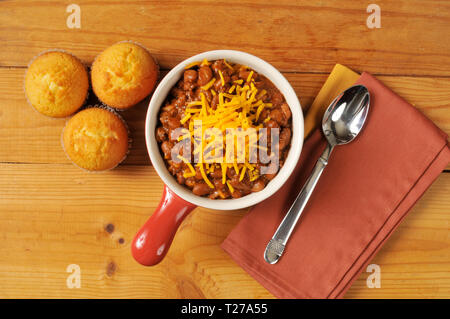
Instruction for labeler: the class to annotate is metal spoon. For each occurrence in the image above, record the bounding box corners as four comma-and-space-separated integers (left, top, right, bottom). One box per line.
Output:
264, 84, 370, 264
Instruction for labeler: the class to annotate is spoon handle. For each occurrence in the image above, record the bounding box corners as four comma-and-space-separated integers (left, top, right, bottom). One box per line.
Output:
264, 143, 334, 264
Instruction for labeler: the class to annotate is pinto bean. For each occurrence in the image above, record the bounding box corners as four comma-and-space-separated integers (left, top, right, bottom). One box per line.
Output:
265, 119, 279, 129
167, 117, 180, 129
209, 190, 220, 199
171, 160, 181, 169
162, 104, 175, 113
270, 90, 284, 106
174, 95, 186, 108
167, 162, 177, 175
186, 89, 196, 101
213, 77, 224, 91
176, 172, 185, 185
231, 189, 243, 198
213, 178, 225, 189
211, 94, 219, 108
239, 69, 251, 80
193, 182, 211, 196
210, 168, 222, 179
184, 69, 198, 83
222, 72, 231, 84
168, 128, 179, 141
264, 172, 277, 181
184, 81, 195, 91
258, 109, 270, 123
279, 127, 291, 151
230, 178, 252, 192
171, 87, 185, 98
262, 162, 279, 180
280, 103, 291, 120
251, 179, 266, 192
194, 87, 202, 100
194, 167, 203, 181
198, 66, 213, 86
159, 111, 170, 125
226, 167, 237, 179
202, 89, 212, 101
219, 188, 231, 198
269, 108, 287, 126
211, 60, 226, 74
185, 177, 195, 188
254, 80, 265, 89
156, 127, 167, 142
161, 141, 173, 159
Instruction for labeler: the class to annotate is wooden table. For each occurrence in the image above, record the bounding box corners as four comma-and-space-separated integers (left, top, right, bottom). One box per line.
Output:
1, 0, 449, 299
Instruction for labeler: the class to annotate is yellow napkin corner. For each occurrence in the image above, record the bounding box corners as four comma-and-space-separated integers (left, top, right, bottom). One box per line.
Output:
304, 64, 360, 139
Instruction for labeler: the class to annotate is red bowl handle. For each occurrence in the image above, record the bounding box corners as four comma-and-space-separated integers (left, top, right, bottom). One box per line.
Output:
131, 185, 197, 266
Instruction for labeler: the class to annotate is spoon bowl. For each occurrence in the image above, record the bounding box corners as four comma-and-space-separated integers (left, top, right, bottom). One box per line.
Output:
322, 85, 370, 146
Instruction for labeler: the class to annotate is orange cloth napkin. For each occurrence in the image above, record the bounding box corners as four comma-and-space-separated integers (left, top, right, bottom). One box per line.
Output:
221, 69, 450, 299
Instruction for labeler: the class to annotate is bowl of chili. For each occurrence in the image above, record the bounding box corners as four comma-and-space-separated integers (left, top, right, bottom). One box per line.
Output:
132, 50, 303, 266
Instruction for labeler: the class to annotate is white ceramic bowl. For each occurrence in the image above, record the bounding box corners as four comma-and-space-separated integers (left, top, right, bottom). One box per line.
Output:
146, 50, 304, 210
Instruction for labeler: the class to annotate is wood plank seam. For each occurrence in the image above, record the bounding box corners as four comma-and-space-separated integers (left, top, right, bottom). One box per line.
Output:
2, 65, 450, 79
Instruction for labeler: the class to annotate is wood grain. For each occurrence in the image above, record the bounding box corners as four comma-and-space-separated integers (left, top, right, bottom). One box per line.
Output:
0, 163, 448, 298
0, 1, 450, 76
1, 68, 449, 166
0, 0, 449, 299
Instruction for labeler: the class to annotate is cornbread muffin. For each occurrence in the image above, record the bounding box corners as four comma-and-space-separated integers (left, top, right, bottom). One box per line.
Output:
25, 51, 89, 117
91, 42, 159, 109
62, 107, 129, 171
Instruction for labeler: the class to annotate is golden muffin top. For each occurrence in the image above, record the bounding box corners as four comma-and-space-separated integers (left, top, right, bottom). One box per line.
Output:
25, 51, 89, 117
62, 107, 129, 171
91, 42, 158, 109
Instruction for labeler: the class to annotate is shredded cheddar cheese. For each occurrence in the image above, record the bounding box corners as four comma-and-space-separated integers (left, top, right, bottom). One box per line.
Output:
183, 170, 196, 178
180, 113, 191, 124
246, 71, 254, 83
223, 59, 234, 70
221, 163, 227, 184
233, 162, 239, 175
201, 78, 216, 90
226, 181, 234, 193
184, 61, 201, 69
198, 163, 214, 188
218, 70, 225, 86
239, 166, 247, 181
177, 60, 274, 187
177, 155, 196, 175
